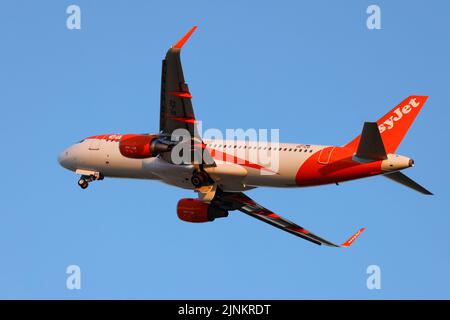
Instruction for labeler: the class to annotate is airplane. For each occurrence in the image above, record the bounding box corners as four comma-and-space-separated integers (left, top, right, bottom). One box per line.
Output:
58, 26, 432, 247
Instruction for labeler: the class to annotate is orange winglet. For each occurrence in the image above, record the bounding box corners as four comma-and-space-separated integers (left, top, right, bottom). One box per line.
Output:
341, 227, 365, 248
173, 26, 197, 49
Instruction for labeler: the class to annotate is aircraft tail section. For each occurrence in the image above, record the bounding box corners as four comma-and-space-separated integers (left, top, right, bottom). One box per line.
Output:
345, 96, 428, 154
354, 122, 387, 161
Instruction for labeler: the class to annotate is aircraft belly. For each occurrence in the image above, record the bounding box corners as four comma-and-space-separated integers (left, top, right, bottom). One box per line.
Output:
243, 151, 310, 187
143, 158, 195, 189
205, 162, 248, 192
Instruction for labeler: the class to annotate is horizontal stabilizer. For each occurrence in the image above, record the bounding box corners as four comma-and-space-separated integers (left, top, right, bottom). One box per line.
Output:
354, 122, 387, 161
384, 171, 433, 195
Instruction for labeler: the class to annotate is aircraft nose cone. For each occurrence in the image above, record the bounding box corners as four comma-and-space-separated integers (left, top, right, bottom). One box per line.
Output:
58, 149, 70, 169
58, 150, 65, 166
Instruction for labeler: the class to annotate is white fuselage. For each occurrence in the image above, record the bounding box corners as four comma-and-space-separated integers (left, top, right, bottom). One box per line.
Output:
59, 137, 327, 192
59, 136, 412, 192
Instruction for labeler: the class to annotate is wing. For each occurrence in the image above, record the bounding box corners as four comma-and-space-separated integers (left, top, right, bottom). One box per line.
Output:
160, 26, 197, 137
217, 192, 364, 247
159, 26, 215, 166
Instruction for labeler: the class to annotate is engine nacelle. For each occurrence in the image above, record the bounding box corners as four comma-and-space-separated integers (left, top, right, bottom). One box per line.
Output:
177, 198, 229, 223
119, 134, 170, 159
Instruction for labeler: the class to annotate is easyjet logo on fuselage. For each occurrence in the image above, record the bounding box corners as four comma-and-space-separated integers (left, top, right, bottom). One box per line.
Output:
378, 98, 420, 133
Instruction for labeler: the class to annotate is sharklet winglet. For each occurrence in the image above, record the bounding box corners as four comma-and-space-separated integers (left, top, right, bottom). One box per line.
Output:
173, 26, 197, 49
341, 227, 365, 248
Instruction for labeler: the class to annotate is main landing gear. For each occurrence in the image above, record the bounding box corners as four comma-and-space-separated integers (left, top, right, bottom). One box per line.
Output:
77, 173, 103, 189
191, 170, 216, 202
191, 171, 210, 188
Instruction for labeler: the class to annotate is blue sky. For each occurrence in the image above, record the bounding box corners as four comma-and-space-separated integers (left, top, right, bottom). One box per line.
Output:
0, 0, 449, 299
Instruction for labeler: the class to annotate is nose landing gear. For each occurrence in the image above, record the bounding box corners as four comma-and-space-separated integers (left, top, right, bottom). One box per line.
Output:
76, 171, 103, 189
78, 177, 90, 189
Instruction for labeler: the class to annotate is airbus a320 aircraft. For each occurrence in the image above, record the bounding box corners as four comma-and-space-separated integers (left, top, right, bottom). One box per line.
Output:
58, 26, 432, 247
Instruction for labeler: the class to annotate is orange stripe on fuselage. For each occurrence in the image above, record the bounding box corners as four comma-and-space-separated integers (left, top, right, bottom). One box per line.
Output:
207, 147, 278, 174
87, 134, 122, 142
295, 146, 382, 186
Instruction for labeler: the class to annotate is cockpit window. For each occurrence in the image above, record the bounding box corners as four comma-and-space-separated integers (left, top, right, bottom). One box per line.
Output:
77, 139, 85, 143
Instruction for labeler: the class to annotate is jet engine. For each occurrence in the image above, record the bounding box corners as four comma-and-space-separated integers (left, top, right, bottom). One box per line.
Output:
177, 198, 229, 223
119, 134, 171, 159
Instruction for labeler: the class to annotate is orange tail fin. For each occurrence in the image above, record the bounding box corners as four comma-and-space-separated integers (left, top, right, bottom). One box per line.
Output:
345, 96, 428, 154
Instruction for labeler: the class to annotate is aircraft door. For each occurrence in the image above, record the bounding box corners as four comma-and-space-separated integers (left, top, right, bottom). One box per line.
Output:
317, 147, 335, 165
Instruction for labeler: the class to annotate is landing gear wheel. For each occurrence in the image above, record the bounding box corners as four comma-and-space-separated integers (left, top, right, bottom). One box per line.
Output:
78, 178, 89, 189
191, 172, 208, 188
